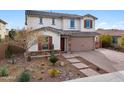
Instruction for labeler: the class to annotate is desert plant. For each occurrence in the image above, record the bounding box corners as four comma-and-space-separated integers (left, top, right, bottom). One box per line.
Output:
99, 35, 112, 47
5, 45, 13, 59
49, 52, 58, 66
0, 66, 8, 77
48, 69, 60, 77
19, 71, 30, 82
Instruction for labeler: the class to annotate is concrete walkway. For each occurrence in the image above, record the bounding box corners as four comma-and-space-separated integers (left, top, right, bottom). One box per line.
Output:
64, 55, 100, 76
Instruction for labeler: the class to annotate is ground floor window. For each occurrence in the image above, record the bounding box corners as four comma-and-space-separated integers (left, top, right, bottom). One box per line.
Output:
38, 36, 52, 50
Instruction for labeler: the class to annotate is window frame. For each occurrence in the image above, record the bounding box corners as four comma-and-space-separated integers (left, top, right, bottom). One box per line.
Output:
42, 37, 49, 50
85, 19, 91, 29
52, 18, 55, 25
39, 17, 43, 24
38, 36, 53, 51
84, 19, 93, 29
70, 19, 75, 28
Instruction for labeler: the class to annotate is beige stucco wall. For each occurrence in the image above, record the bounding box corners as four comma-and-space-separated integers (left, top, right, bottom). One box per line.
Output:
0, 22, 7, 39
27, 16, 62, 30
28, 30, 60, 52
26, 16, 96, 32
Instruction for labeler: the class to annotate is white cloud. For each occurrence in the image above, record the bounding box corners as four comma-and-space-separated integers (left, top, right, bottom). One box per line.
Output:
96, 22, 109, 29
96, 21, 124, 30
119, 21, 124, 24
111, 21, 124, 29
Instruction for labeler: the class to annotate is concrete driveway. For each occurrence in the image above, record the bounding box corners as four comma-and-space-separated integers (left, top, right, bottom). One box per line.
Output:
96, 48, 124, 71
63, 48, 124, 72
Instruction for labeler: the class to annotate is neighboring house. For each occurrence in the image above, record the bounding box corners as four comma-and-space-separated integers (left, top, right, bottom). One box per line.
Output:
0, 19, 7, 39
25, 10, 99, 52
96, 29, 124, 47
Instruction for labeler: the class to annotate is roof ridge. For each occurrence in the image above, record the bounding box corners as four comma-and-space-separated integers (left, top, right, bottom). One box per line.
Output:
25, 10, 97, 19
26, 10, 82, 17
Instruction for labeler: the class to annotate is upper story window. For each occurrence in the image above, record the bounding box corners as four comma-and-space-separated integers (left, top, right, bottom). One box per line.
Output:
84, 19, 93, 29
52, 18, 55, 25
40, 18, 43, 24
70, 19, 75, 28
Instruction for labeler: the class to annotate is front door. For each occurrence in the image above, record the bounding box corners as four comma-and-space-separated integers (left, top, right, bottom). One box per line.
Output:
61, 38, 65, 51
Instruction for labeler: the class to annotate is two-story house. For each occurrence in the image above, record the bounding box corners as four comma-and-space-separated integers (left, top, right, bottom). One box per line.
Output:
25, 10, 99, 52
0, 19, 7, 40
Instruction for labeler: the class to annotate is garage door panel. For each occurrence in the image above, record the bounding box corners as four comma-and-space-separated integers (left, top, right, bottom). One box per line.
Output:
71, 37, 94, 51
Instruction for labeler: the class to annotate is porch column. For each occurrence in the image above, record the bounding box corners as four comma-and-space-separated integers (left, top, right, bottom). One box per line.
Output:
68, 36, 72, 53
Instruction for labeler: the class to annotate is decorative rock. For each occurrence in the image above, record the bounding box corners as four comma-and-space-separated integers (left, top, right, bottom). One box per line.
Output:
60, 61, 65, 66
69, 72, 73, 77
7, 59, 12, 63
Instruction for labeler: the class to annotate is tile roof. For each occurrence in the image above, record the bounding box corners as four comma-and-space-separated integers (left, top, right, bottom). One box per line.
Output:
96, 29, 124, 36
83, 14, 98, 20
0, 19, 7, 24
33, 26, 99, 36
25, 10, 97, 19
26, 10, 81, 18
61, 31, 99, 36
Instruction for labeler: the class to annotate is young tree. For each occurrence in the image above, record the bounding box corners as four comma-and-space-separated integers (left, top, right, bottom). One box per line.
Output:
119, 36, 124, 48
99, 34, 112, 47
14, 28, 44, 62
15, 29, 43, 51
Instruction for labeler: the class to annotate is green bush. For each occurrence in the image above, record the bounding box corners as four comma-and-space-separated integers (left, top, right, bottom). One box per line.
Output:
5, 45, 13, 59
49, 53, 58, 66
48, 69, 60, 77
0, 66, 8, 77
120, 36, 124, 48
8, 29, 16, 40
99, 35, 112, 47
19, 71, 30, 82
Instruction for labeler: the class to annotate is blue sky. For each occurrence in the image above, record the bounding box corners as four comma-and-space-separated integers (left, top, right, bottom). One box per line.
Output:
0, 10, 124, 30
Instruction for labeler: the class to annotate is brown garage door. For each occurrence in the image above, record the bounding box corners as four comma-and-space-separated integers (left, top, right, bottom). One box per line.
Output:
71, 37, 94, 52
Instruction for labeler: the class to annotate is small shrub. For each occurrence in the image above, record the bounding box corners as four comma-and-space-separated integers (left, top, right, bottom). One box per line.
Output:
120, 36, 124, 48
49, 53, 58, 66
0, 66, 8, 77
99, 35, 112, 47
48, 69, 60, 77
19, 71, 30, 82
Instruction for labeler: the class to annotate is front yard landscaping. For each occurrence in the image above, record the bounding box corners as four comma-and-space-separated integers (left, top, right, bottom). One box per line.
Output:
0, 54, 86, 82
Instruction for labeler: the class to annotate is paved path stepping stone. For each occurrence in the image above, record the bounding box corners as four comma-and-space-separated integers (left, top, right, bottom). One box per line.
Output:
72, 63, 89, 69
67, 58, 80, 63
63, 54, 75, 58
79, 68, 100, 76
